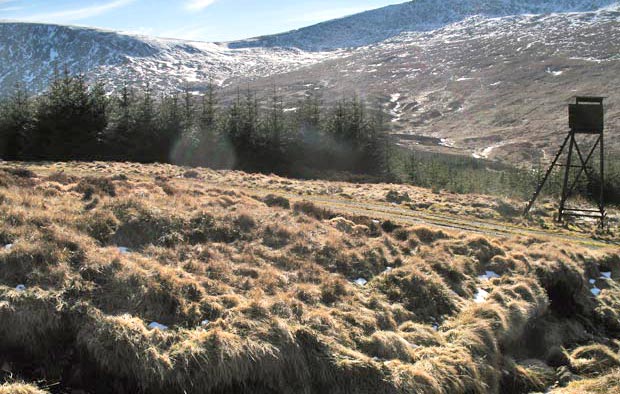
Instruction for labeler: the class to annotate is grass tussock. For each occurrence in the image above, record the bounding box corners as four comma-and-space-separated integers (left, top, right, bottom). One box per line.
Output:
551, 368, 620, 393
0, 161, 618, 394
570, 344, 620, 375
0, 383, 49, 394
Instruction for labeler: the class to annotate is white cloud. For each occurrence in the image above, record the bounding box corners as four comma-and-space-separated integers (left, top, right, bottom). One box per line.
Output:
22, 0, 135, 23
185, 0, 217, 11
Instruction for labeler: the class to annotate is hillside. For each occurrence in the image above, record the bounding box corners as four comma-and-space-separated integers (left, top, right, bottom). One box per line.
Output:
0, 161, 619, 393
2, 2, 620, 163
231, 5, 620, 163
230, 0, 618, 50
0, 22, 333, 93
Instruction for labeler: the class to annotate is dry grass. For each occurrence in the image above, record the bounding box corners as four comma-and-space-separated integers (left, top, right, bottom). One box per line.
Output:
0, 161, 618, 393
551, 369, 620, 393
0, 383, 49, 394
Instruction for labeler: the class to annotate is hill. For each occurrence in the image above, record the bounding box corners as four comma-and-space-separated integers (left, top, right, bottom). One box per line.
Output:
230, 0, 618, 50
231, 5, 620, 163
0, 161, 618, 393
2, 2, 620, 163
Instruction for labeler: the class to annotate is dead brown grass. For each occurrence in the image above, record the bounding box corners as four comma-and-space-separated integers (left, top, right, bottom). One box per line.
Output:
0, 383, 49, 394
551, 368, 620, 393
0, 161, 618, 394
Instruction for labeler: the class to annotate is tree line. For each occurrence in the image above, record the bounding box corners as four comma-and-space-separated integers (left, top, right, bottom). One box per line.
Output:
0, 70, 392, 178
0, 70, 616, 205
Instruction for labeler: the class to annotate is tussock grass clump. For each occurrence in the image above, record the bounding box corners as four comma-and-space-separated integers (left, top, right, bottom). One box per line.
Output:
571, 344, 620, 375
2, 167, 36, 179
0, 168, 36, 188
465, 236, 506, 264
320, 278, 349, 304
551, 368, 620, 393
0, 288, 66, 355
399, 322, 445, 347
109, 199, 185, 248
374, 260, 460, 322
182, 170, 200, 179
362, 331, 415, 362
411, 226, 447, 244
500, 358, 556, 394
78, 210, 120, 244
262, 225, 293, 249
73, 176, 117, 199
45, 171, 77, 185
188, 212, 242, 244
385, 190, 411, 204
0, 383, 49, 394
0, 228, 88, 288
262, 194, 290, 209
293, 201, 334, 221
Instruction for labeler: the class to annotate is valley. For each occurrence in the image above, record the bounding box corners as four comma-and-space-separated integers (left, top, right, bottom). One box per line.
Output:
2, 1, 620, 163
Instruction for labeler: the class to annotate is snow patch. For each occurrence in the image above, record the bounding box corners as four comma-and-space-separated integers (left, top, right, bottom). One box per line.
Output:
546, 67, 564, 76
354, 278, 368, 286
439, 138, 454, 148
474, 288, 490, 303
148, 322, 169, 331
473, 144, 504, 160
388, 93, 403, 122
478, 271, 501, 281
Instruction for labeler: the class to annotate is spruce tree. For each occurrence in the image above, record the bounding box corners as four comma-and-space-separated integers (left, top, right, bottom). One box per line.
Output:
34, 69, 100, 160
104, 83, 135, 160
0, 84, 33, 160
132, 83, 157, 162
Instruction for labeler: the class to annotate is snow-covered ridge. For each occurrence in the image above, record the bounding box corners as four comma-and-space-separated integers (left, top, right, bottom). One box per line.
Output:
0, 0, 619, 96
0, 21, 337, 94
229, 0, 620, 51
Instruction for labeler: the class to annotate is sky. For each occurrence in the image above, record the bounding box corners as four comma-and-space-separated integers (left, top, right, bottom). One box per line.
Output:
0, 0, 405, 41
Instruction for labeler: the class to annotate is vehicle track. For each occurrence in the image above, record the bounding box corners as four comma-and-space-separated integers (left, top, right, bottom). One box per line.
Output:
230, 185, 618, 249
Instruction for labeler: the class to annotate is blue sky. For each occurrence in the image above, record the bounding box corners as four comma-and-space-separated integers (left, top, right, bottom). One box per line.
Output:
0, 0, 405, 41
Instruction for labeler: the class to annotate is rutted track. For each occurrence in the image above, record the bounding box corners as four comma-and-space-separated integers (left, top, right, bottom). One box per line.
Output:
225, 184, 618, 249
9, 162, 616, 249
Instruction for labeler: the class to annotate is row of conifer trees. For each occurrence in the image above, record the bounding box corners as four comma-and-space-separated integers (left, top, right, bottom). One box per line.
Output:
0, 71, 392, 177
1, 70, 616, 203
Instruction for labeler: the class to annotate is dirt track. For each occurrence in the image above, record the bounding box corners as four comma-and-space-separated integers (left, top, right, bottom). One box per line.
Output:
230, 184, 619, 249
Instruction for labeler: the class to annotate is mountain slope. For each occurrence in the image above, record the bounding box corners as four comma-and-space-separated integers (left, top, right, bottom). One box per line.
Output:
229, 0, 618, 50
226, 5, 620, 162
1, 1, 620, 163
0, 22, 334, 93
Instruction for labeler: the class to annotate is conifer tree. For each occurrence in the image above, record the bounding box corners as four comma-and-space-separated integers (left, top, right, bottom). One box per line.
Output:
34, 69, 100, 159
104, 83, 134, 160
0, 84, 33, 160
132, 83, 157, 162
